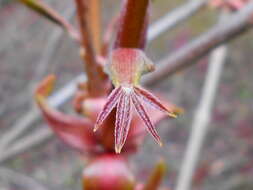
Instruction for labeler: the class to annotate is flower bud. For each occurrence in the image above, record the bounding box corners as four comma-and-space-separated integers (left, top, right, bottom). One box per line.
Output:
83, 154, 135, 190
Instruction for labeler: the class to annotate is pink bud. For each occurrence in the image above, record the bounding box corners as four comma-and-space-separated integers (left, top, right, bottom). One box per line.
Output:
83, 154, 135, 190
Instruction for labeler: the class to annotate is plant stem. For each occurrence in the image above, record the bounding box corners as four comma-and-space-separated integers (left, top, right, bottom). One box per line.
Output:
87, 0, 102, 53
114, 0, 149, 48
75, 0, 108, 97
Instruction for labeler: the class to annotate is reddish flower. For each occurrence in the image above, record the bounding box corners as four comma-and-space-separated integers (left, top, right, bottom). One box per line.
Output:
94, 48, 182, 153
35, 75, 168, 154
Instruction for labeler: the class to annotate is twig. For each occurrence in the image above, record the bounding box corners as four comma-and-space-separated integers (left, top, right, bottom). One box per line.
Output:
30, 6, 76, 95
0, 75, 85, 152
175, 14, 228, 190
19, 0, 79, 41
143, 2, 253, 85
205, 175, 253, 190
0, 167, 49, 190
0, 128, 52, 163
147, 0, 208, 41
0, 6, 78, 152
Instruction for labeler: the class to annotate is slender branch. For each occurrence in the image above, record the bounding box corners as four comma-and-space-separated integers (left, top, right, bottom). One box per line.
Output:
19, 0, 79, 41
147, 0, 208, 41
175, 14, 228, 190
143, 2, 253, 85
114, 0, 149, 48
75, 0, 108, 97
0, 6, 76, 152
30, 6, 76, 93
0, 109, 39, 152
0, 128, 52, 163
0, 167, 49, 190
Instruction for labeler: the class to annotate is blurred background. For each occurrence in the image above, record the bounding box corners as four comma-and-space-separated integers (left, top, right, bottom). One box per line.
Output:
0, 0, 253, 189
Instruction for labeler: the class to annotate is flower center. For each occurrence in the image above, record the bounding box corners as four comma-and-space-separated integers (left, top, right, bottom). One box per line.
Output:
122, 86, 133, 94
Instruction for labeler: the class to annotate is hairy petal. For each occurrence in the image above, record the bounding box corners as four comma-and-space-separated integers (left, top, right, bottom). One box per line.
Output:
115, 93, 132, 153
134, 86, 179, 118
131, 93, 163, 146
94, 86, 123, 131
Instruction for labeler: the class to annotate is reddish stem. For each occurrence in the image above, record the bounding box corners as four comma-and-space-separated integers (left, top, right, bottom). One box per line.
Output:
114, 0, 149, 49
75, 0, 108, 97
87, 0, 102, 53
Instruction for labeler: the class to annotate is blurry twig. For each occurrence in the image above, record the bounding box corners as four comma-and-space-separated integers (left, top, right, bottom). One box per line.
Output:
175, 14, 228, 190
0, 75, 85, 153
19, 0, 79, 41
147, 0, 208, 41
0, 128, 52, 163
144, 2, 253, 85
0, 167, 49, 190
205, 175, 253, 190
0, 6, 77, 152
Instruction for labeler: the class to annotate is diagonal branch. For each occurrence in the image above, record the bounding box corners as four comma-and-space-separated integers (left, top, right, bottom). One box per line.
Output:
0, 6, 76, 152
19, 0, 79, 41
143, 2, 253, 85
147, 0, 208, 41
0, 167, 49, 190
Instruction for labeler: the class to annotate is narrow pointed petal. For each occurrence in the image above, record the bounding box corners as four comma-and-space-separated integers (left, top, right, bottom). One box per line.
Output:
115, 93, 132, 153
94, 87, 123, 131
134, 86, 179, 118
115, 94, 125, 153
131, 93, 163, 146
